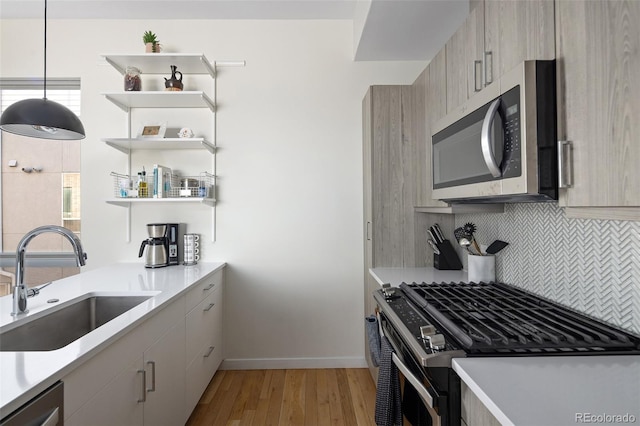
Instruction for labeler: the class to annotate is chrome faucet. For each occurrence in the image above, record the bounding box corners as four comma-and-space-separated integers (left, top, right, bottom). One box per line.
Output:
12, 225, 87, 316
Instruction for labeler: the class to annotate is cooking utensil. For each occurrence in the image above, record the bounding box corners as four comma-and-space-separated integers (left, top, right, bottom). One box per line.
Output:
486, 240, 509, 255
458, 237, 474, 254
463, 222, 483, 255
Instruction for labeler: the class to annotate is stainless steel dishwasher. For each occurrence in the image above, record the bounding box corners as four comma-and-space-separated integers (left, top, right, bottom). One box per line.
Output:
0, 381, 63, 426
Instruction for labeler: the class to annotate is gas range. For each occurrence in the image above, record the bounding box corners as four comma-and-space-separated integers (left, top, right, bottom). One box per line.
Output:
372, 281, 640, 426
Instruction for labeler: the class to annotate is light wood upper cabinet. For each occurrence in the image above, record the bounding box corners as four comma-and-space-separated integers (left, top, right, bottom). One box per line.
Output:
484, 0, 555, 84
555, 0, 640, 217
363, 86, 416, 268
428, 47, 448, 127
417, 54, 449, 208
446, 5, 485, 113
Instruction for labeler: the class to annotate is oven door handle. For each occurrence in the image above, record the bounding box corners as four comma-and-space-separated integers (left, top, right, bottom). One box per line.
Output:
391, 352, 435, 409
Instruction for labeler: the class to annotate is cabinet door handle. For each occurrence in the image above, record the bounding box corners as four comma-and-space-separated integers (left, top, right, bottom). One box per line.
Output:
204, 346, 215, 358
366, 221, 371, 241
204, 302, 215, 312
474, 60, 483, 92
484, 51, 493, 86
146, 361, 156, 392
203, 283, 215, 291
41, 407, 60, 426
137, 369, 146, 402
557, 140, 573, 188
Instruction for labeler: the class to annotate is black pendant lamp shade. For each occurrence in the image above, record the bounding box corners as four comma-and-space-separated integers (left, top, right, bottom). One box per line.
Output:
0, 0, 85, 140
0, 98, 85, 140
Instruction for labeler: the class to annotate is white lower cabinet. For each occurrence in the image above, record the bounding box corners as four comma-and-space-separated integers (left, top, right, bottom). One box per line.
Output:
142, 321, 186, 426
63, 268, 224, 426
184, 279, 223, 418
66, 312, 185, 426
66, 355, 144, 426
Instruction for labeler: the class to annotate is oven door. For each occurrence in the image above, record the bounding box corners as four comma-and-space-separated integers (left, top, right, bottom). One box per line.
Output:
378, 311, 450, 426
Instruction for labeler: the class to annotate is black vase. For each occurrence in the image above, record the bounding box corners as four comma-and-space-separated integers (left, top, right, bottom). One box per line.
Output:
164, 65, 183, 91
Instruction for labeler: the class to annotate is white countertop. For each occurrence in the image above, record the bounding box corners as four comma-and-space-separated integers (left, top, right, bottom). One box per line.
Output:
370, 267, 468, 286
0, 262, 225, 417
453, 356, 640, 426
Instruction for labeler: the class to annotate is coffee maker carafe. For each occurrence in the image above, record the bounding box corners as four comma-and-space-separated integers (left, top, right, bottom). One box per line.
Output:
139, 223, 169, 268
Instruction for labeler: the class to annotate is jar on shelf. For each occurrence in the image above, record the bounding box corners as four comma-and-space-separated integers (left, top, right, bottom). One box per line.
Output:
124, 66, 142, 91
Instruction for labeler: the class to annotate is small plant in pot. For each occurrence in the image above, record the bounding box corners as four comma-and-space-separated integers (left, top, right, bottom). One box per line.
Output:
143, 31, 161, 53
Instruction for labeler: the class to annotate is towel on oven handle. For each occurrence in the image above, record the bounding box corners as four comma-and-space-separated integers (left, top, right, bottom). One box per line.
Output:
375, 336, 403, 426
365, 315, 381, 367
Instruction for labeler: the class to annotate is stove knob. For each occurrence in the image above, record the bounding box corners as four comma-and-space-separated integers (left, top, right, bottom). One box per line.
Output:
426, 334, 446, 351
420, 325, 436, 340
381, 283, 395, 298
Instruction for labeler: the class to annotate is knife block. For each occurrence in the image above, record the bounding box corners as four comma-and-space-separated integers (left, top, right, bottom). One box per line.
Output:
433, 240, 463, 270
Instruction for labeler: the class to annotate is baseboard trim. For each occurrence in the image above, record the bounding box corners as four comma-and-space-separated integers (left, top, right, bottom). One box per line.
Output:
219, 356, 368, 370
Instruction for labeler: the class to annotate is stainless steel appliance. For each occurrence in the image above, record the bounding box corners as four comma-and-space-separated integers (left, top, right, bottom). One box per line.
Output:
432, 60, 557, 203
373, 282, 640, 426
166, 223, 184, 266
1, 381, 63, 425
138, 224, 168, 268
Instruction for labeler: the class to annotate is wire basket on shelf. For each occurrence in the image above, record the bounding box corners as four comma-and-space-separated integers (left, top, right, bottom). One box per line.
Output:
168, 172, 215, 198
111, 171, 155, 198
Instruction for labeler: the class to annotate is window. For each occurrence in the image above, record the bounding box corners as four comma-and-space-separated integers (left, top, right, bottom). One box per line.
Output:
0, 78, 82, 290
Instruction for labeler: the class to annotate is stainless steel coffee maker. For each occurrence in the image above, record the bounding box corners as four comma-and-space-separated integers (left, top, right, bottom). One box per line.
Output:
139, 223, 169, 268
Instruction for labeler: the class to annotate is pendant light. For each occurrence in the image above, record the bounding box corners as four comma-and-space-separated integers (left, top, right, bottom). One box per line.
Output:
0, 0, 85, 140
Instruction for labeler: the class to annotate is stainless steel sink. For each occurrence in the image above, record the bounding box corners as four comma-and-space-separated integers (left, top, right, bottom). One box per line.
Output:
0, 295, 153, 351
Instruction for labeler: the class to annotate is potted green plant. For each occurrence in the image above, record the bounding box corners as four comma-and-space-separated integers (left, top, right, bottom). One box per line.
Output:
143, 31, 161, 53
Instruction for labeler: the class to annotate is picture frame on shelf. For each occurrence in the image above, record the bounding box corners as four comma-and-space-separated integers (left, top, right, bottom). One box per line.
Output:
137, 122, 167, 138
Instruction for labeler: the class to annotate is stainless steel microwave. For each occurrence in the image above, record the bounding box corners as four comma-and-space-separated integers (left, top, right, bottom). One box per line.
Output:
432, 60, 557, 203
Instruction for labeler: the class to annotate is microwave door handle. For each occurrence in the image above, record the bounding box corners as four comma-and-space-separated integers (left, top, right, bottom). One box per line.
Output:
481, 98, 502, 178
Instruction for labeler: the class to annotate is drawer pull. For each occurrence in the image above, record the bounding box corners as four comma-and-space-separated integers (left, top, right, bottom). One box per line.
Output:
146, 361, 156, 392
204, 303, 215, 312
203, 283, 215, 291
137, 369, 146, 402
204, 346, 215, 358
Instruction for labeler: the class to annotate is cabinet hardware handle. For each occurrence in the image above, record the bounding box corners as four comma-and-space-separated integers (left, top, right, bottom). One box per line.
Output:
474, 60, 482, 92
203, 283, 215, 291
484, 51, 493, 86
366, 221, 371, 241
557, 140, 573, 188
137, 369, 146, 402
41, 407, 59, 426
204, 346, 215, 358
204, 302, 215, 312
147, 361, 156, 392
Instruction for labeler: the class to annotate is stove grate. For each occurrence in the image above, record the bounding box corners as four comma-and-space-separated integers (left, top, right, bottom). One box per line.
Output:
399, 282, 640, 354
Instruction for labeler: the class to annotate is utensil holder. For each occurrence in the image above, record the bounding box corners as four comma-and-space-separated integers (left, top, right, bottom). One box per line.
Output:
467, 254, 495, 283
433, 240, 463, 270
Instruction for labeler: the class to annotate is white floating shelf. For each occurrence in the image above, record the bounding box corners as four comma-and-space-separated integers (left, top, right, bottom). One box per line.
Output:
102, 138, 215, 154
102, 53, 216, 77
106, 198, 215, 207
102, 91, 215, 112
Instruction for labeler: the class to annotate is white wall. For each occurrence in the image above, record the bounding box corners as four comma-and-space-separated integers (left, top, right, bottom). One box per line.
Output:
1, 19, 425, 367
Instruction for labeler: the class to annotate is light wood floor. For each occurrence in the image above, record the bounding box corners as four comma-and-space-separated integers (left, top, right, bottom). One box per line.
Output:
186, 368, 377, 426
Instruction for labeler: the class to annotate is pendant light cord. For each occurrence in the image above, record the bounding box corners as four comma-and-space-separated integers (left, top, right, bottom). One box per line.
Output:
43, 0, 47, 99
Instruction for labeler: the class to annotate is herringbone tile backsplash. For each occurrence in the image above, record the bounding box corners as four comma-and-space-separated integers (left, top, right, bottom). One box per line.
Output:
455, 203, 640, 335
